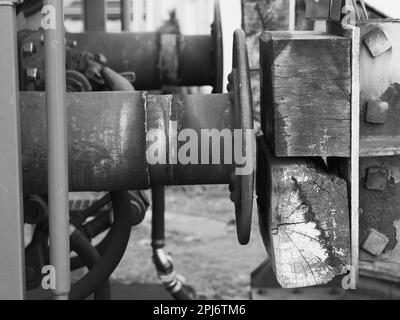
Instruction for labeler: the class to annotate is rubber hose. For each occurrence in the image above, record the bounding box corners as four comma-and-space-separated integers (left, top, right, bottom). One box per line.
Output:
70, 229, 111, 300
68, 191, 135, 300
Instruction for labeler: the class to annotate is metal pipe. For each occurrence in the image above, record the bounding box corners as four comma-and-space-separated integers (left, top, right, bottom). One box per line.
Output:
0, 0, 26, 300
66, 32, 214, 90
20, 92, 235, 193
43, 0, 70, 300
121, 0, 131, 31
84, 0, 107, 31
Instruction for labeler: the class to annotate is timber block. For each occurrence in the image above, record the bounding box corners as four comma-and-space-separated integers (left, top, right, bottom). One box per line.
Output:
256, 137, 350, 288
260, 32, 351, 157
362, 229, 389, 257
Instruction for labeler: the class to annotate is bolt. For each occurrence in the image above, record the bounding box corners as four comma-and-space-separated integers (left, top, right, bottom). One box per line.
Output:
363, 28, 392, 58
22, 42, 37, 56
26, 68, 38, 80
66, 39, 78, 48
365, 167, 389, 191
362, 228, 389, 256
366, 100, 389, 124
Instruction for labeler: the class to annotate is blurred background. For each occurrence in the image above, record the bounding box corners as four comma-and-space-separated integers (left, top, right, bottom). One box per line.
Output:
63, 0, 241, 94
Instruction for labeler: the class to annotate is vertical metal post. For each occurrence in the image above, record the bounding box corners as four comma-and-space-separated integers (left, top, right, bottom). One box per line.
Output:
42, 0, 71, 300
121, 0, 131, 31
151, 186, 165, 249
349, 24, 361, 288
288, 0, 296, 30
0, 0, 26, 300
84, 0, 107, 31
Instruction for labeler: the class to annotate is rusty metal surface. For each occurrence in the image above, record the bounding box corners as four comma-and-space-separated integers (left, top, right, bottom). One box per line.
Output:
358, 21, 400, 156
66, 32, 214, 90
20, 91, 235, 192
147, 93, 234, 186
178, 35, 213, 87
359, 157, 400, 260
67, 32, 160, 89
21, 91, 149, 193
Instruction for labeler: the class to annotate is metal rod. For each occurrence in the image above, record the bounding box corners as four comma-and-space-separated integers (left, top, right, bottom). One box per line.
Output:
288, 0, 296, 31
121, 0, 131, 31
84, 0, 107, 31
0, 0, 26, 300
359, 0, 369, 20
43, 0, 71, 300
346, 24, 360, 289
352, 0, 361, 20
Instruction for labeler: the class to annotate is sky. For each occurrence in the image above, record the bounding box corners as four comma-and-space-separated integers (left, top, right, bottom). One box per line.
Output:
366, 0, 400, 18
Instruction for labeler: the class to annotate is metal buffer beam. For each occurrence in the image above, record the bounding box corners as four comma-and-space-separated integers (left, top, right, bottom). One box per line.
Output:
21, 92, 234, 192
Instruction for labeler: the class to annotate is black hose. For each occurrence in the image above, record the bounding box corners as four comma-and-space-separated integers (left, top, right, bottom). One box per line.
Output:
151, 186, 165, 249
69, 191, 135, 300
151, 186, 193, 300
70, 229, 111, 300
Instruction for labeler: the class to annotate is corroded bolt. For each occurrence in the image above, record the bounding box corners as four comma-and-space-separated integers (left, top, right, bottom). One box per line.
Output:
363, 28, 392, 58
362, 228, 389, 256
365, 166, 389, 191
22, 42, 37, 56
366, 100, 389, 124
26, 68, 38, 80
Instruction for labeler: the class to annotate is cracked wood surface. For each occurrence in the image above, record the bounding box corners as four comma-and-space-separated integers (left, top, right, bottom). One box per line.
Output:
260, 32, 352, 157
257, 138, 350, 288
241, 0, 313, 129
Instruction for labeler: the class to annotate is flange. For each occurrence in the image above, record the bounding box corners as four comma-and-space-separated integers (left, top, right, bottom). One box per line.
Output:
231, 29, 254, 245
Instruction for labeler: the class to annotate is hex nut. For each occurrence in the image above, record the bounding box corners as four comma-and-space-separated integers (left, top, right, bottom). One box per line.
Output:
365, 167, 389, 191
363, 28, 392, 58
366, 100, 389, 124
362, 229, 389, 256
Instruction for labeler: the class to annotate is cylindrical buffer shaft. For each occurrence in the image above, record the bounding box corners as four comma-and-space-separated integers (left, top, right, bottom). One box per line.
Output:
20, 91, 235, 194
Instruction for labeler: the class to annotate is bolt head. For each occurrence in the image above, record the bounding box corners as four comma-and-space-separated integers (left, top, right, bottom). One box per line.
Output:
364, 28, 392, 58
26, 68, 38, 80
22, 42, 37, 55
366, 100, 389, 124
362, 228, 389, 256
365, 167, 389, 191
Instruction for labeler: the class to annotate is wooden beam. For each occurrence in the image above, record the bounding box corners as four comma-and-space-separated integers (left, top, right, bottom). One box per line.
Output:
257, 137, 351, 288
260, 31, 352, 157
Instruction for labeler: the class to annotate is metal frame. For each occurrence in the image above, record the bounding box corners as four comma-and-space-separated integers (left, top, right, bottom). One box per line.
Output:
0, 0, 26, 300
